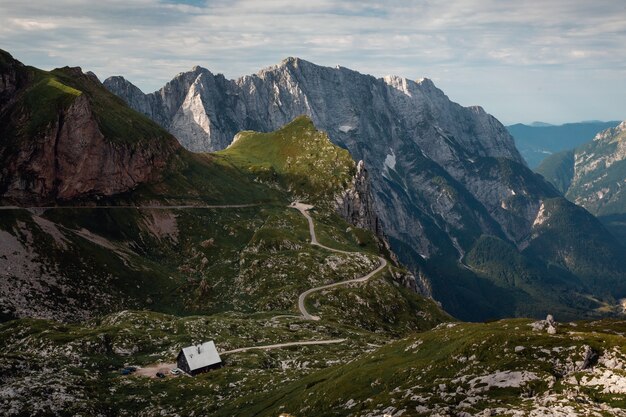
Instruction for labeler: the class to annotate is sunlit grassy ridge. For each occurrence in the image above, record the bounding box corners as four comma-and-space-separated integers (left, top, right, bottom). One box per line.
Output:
217, 115, 355, 203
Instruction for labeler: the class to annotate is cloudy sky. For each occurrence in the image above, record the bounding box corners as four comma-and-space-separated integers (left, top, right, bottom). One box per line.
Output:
1, 0, 625, 124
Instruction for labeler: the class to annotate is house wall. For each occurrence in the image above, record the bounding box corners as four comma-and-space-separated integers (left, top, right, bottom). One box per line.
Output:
190, 362, 223, 376
176, 352, 191, 374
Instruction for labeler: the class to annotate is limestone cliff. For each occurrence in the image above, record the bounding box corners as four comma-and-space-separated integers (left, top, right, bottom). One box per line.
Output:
335, 160, 383, 238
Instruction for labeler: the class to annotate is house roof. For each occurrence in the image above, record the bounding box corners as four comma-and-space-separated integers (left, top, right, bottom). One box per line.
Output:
180, 341, 222, 371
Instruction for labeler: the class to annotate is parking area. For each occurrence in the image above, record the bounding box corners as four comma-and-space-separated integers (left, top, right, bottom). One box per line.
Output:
133, 363, 178, 378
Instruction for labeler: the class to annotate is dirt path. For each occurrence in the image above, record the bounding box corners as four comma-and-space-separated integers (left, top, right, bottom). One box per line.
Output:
0, 204, 260, 211
289, 202, 388, 321
220, 338, 346, 354
135, 363, 177, 378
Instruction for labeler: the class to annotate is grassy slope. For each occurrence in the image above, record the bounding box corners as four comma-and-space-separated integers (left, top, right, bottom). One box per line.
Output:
0, 48, 172, 149
217, 319, 626, 416
0, 115, 453, 415
3, 62, 171, 145
3, 313, 626, 416
216, 115, 355, 204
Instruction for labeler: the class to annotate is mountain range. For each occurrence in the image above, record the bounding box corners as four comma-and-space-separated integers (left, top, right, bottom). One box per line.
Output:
3, 48, 626, 416
536, 122, 626, 243
507, 120, 621, 168
105, 58, 626, 321
1, 49, 419, 323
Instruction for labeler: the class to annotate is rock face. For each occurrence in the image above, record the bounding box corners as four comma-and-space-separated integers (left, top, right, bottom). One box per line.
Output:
335, 160, 383, 239
1, 94, 175, 202
0, 51, 180, 203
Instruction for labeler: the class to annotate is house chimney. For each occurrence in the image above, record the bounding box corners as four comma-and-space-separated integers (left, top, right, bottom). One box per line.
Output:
197, 345, 201, 354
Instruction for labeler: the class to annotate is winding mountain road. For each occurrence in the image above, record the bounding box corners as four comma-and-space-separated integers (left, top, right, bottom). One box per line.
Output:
4, 201, 386, 361
289, 202, 388, 321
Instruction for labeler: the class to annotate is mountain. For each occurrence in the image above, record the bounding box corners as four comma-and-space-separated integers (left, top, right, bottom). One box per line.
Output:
105, 58, 626, 321
529, 121, 554, 127
507, 121, 621, 168
1, 50, 433, 328
0, 50, 183, 203
3, 50, 626, 417
536, 122, 626, 243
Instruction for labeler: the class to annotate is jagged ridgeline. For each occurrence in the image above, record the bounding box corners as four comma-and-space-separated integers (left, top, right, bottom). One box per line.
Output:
0, 49, 276, 205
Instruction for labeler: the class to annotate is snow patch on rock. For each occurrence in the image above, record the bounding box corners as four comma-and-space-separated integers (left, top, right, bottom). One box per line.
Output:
384, 149, 397, 171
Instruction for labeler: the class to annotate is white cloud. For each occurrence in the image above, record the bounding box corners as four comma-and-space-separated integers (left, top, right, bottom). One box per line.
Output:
0, 0, 624, 123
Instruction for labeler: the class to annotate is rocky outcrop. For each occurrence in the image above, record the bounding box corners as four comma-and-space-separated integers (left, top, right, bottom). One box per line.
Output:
536, 121, 626, 217
569, 122, 626, 215
335, 160, 383, 238
1, 95, 177, 202
0, 51, 180, 203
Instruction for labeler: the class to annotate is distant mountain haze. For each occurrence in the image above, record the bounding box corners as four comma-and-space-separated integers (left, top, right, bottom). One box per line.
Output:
507, 121, 621, 168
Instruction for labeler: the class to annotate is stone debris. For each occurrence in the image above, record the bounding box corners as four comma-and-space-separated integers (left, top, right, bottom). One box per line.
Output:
530, 314, 558, 334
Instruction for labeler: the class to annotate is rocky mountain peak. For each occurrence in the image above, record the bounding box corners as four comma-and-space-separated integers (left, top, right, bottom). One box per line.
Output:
190, 64, 207, 73
279, 56, 301, 67
55, 66, 102, 87
103, 58, 626, 320
104, 58, 526, 256
0, 50, 29, 100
